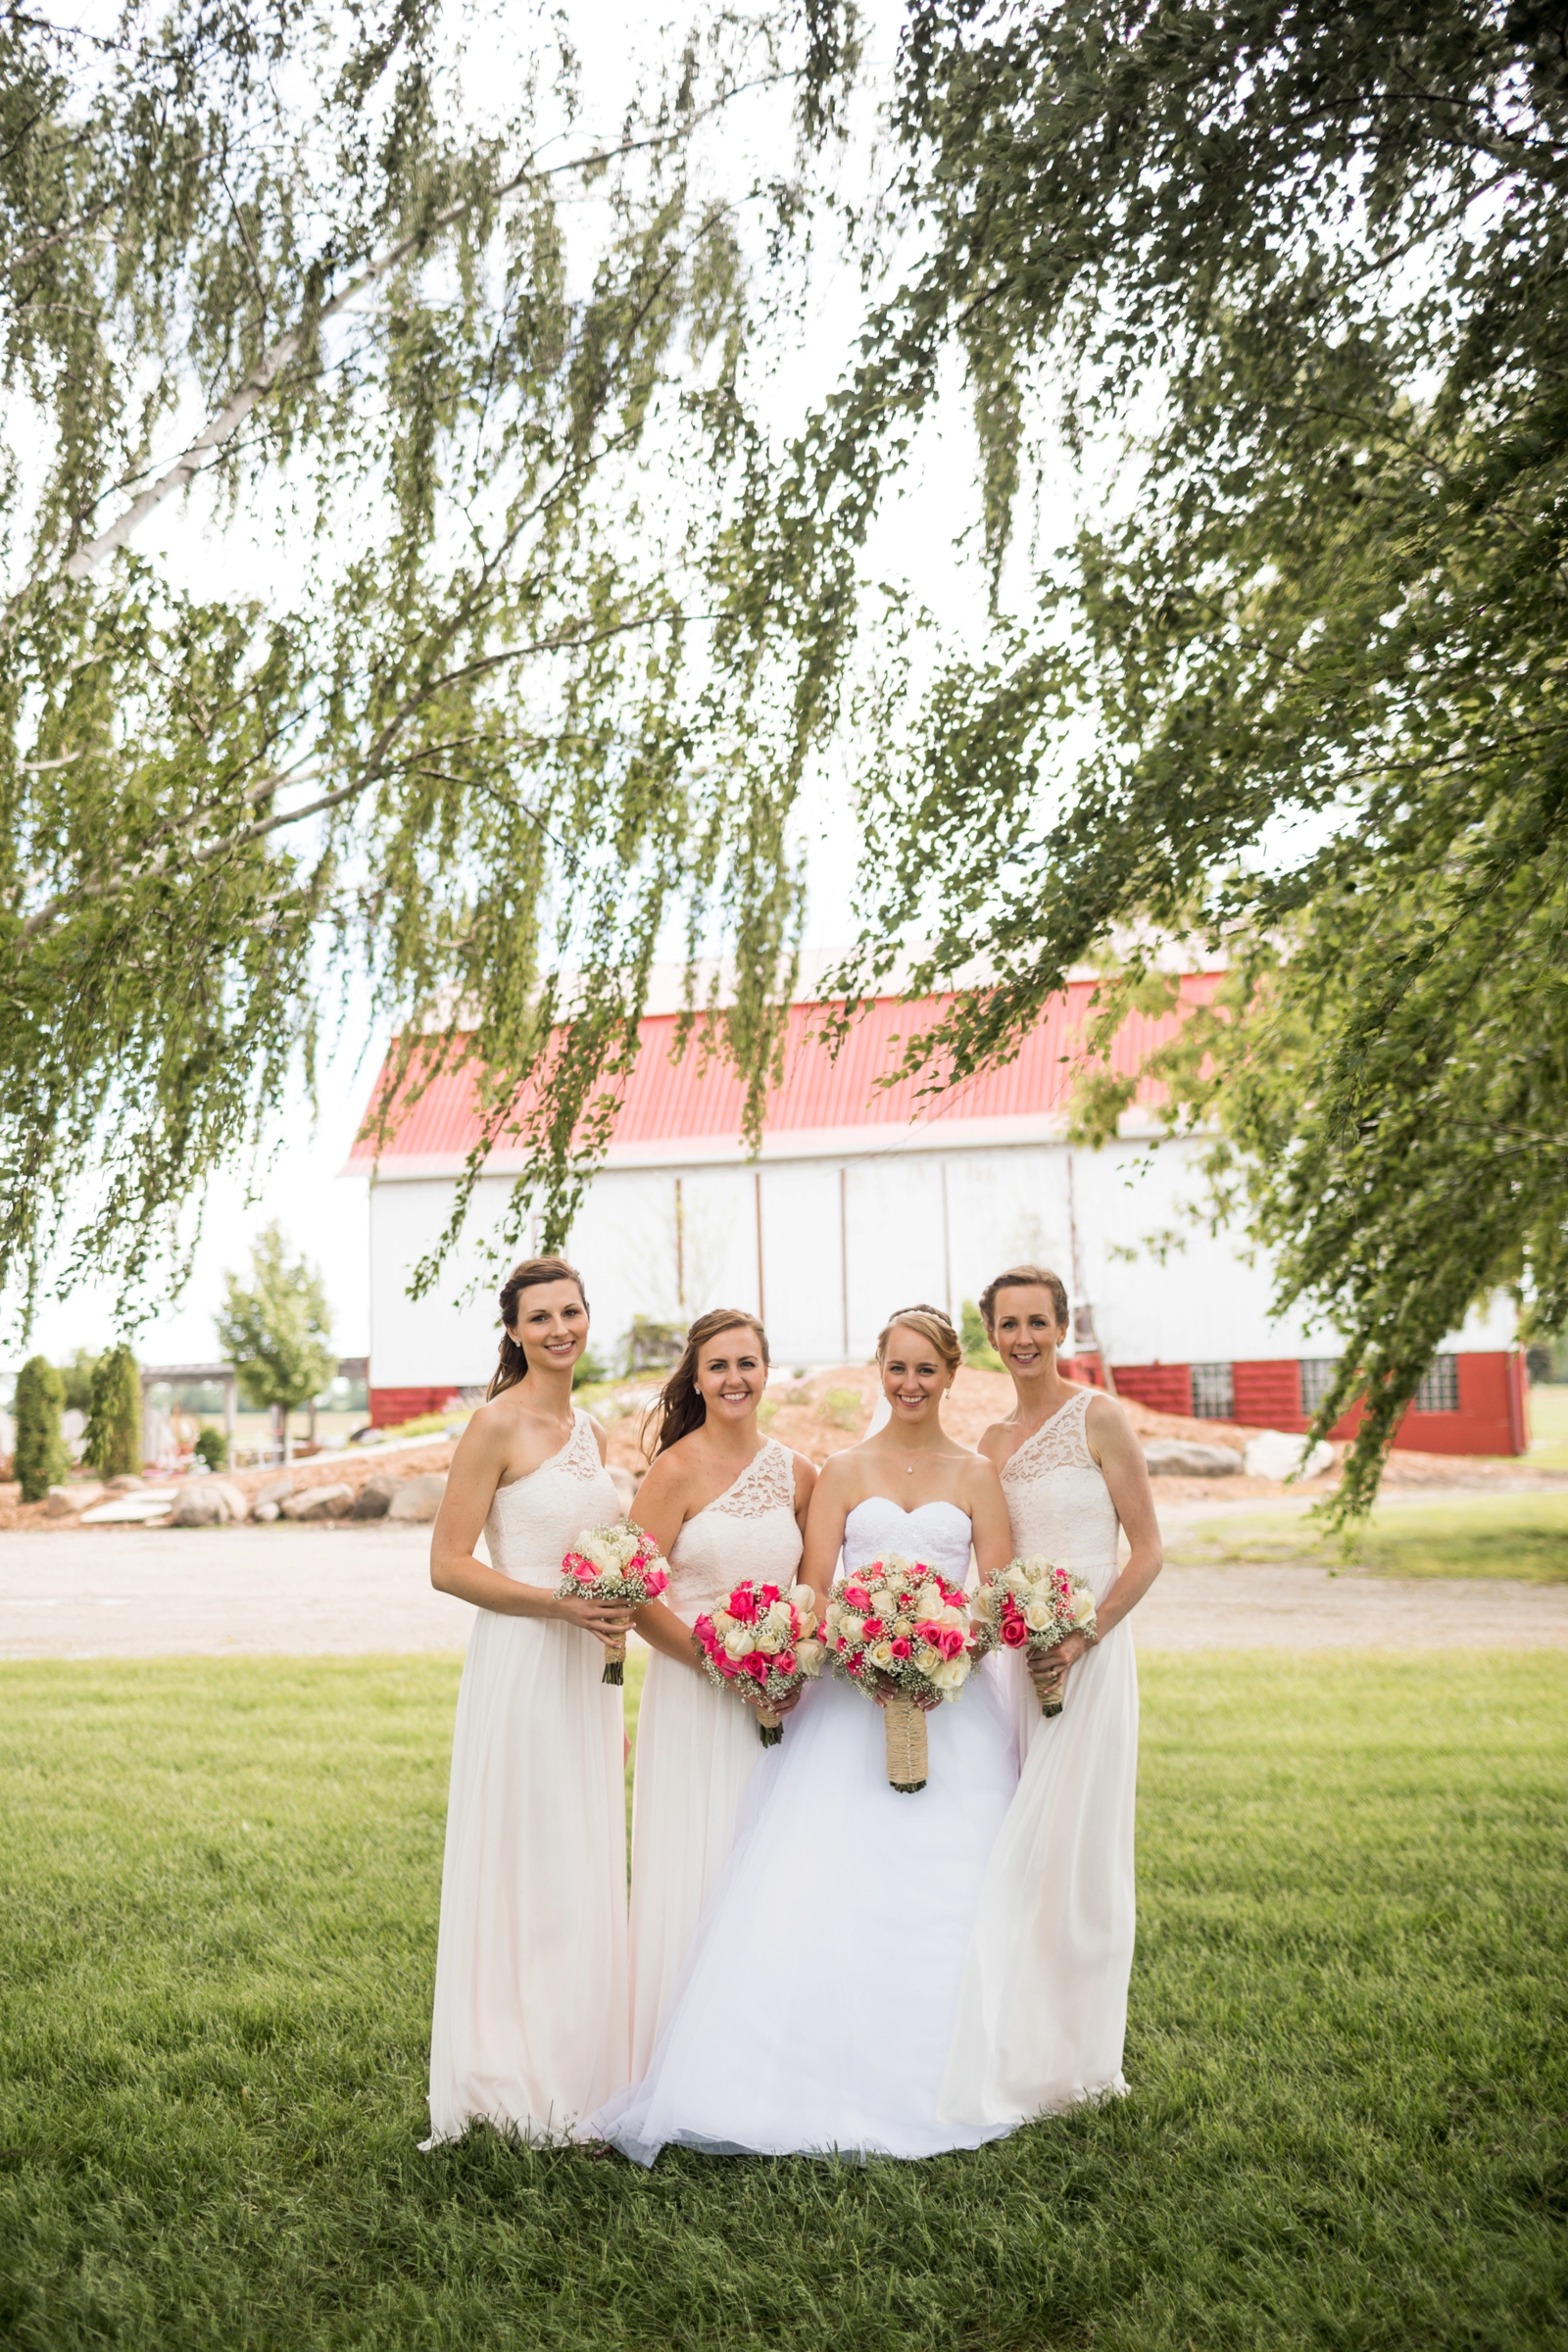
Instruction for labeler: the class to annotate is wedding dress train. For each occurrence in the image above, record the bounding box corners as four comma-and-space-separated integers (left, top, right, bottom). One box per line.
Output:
594, 1494, 1019, 2162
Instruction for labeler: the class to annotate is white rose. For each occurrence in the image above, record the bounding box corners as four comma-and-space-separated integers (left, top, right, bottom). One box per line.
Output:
916, 1583, 944, 1617
787, 1583, 816, 1613
797, 1638, 825, 1678
892, 1615, 913, 1639
767, 1595, 795, 1627
756, 1627, 783, 1655
1072, 1589, 1097, 1626
914, 1643, 941, 1676
867, 1639, 895, 1670
931, 1655, 968, 1692
723, 1626, 753, 1659
1024, 1599, 1054, 1633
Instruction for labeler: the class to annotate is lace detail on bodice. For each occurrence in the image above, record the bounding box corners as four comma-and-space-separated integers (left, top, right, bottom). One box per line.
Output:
485, 1408, 621, 1583
1000, 1389, 1120, 1598
665, 1440, 803, 1624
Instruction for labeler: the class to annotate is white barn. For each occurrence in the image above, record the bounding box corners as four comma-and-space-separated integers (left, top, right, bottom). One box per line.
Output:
348, 974, 1523, 1455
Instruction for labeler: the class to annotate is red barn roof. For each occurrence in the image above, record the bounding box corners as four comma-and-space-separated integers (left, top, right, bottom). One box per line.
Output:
346, 973, 1223, 1176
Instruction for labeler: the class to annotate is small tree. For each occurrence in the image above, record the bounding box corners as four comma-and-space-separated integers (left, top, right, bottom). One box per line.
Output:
16, 1356, 69, 1501
57, 1349, 102, 1416
193, 1426, 229, 1472
84, 1345, 142, 1477
217, 1224, 335, 1462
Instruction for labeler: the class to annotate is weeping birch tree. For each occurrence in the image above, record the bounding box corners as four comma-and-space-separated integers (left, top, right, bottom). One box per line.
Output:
0, 0, 825, 1330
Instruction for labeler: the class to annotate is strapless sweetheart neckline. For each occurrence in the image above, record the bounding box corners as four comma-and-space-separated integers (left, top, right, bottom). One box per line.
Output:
846, 1496, 971, 1522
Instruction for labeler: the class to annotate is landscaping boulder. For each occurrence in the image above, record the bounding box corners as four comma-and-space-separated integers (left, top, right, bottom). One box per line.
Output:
44, 1484, 104, 1517
1244, 1430, 1335, 1483
172, 1482, 227, 1528
280, 1482, 354, 1521
252, 1474, 295, 1513
1143, 1440, 1243, 1478
106, 1473, 144, 1494
212, 1481, 249, 1523
387, 1472, 448, 1523
351, 1470, 399, 1520
252, 1500, 281, 1522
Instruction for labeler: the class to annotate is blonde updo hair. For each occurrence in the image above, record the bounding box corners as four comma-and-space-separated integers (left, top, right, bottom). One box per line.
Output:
875, 1302, 962, 1377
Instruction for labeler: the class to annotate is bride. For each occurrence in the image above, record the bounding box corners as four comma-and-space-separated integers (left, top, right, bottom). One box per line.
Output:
594, 1303, 1022, 2163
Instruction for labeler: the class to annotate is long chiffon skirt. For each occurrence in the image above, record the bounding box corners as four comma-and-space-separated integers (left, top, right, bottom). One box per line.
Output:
939, 1620, 1138, 2130
628, 1651, 765, 2078
425, 1609, 628, 2143
594, 1661, 1019, 2163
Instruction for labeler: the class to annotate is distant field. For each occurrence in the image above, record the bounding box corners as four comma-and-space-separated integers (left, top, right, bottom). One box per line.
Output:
1, 1651, 1563, 2351
1527, 1382, 1568, 1470
1176, 1490, 1568, 1583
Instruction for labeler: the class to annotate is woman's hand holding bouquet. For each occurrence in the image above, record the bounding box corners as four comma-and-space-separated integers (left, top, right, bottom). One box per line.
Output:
557, 1520, 670, 1684
692, 1581, 825, 1745
975, 1556, 1098, 1716
821, 1553, 980, 1792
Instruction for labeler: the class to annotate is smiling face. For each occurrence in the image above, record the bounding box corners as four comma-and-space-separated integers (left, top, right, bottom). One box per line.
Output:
694, 1324, 767, 1425
880, 1323, 955, 1427
508, 1279, 589, 1374
987, 1285, 1067, 1380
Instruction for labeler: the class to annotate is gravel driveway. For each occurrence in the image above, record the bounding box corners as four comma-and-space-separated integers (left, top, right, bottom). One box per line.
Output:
2, 1519, 1566, 1660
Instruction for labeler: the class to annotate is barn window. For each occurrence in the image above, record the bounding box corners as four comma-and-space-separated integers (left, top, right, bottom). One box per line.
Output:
1190, 1362, 1235, 1420
1298, 1357, 1342, 1411
1413, 1355, 1460, 1413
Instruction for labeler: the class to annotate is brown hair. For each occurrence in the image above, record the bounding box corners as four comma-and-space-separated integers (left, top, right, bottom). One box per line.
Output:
488, 1257, 588, 1398
875, 1302, 962, 1377
979, 1263, 1069, 1334
645, 1308, 769, 1458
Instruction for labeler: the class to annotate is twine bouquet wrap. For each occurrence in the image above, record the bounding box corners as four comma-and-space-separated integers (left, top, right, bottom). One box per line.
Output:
821, 1553, 978, 1792
556, 1519, 669, 1684
692, 1580, 825, 1744
975, 1556, 1098, 1716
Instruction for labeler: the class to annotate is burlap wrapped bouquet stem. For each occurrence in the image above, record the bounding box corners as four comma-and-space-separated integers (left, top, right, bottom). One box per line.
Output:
756, 1705, 783, 1747
602, 1637, 626, 1687
883, 1692, 928, 1792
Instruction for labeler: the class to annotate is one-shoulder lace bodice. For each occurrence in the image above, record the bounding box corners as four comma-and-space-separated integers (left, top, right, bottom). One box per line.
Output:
485, 1408, 620, 1579
843, 1495, 973, 1589
1000, 1389, 1119, 1599
665, 1439, 802, 1623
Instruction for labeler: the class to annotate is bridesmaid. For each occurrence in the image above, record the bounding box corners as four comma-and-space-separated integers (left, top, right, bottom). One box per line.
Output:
424, 1256, 632, 2144
940, 1262, 1162, 2132
625, 1308, 815, 2075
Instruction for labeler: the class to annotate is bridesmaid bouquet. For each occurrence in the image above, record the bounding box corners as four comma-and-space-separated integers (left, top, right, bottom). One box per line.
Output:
822, 1554, 978, 1793
692, 1580, 825, 1745
975, 1557, 1098, 1717
557, 1519, 670, 1685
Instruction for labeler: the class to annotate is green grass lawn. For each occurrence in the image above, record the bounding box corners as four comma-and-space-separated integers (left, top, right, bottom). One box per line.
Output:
1175, 1490, 1568, 1582
1, 1653, 1564, 2352
1526, 1382, 1568, 1470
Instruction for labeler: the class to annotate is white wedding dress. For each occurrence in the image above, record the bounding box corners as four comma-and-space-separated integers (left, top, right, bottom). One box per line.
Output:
594, 1494, 1019, 2162
939, 1387, 1138, 2129
627, 1439, 804, 2075
425, 1408, 629, 2144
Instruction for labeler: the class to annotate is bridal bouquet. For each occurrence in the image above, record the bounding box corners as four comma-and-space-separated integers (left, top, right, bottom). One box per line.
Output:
822, 1554, 978, 1793
557, 1519, 669, 1685
975, 1556, 1098, 1717
692, 1580, 826, 1745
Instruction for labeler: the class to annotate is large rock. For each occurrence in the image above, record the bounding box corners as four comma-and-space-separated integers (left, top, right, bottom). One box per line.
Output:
79, 1491, 175, 1524
1143, 1440, 1243, 1477
387, 1472, 448, 1523
212, 1480, 249, 1523
280, 1481, 354, 1521
351, 1470, 400, 1520
106, 1473, 145, 1494
252, 1474, 295, 1512
172, 1482, 227, 1527
44, 1484, 104, 1517
1244, 1430, 1336, 1483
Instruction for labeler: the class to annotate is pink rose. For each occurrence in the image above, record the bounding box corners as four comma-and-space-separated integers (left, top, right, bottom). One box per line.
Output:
727, 1588, 759, 1623
571, 1563, 599, 1585
760, 1584, 781, 1606
745, 1653, 769, 1684
777, 1651, 797, 1676
843, 1584, 871, 1611
644, 1568, 668, 1596
890, 1637, 911, 1660
1000, 1615, 1029, 1649
846, 1653, 862, 1675
718, 1654, 740, 1678
860, 1617, 884, 1641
